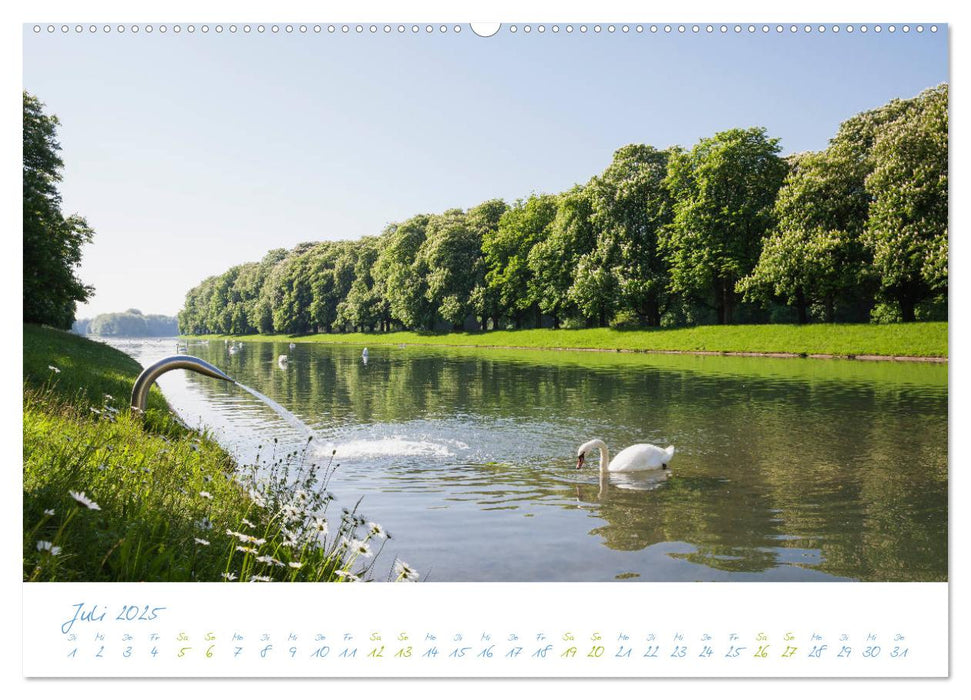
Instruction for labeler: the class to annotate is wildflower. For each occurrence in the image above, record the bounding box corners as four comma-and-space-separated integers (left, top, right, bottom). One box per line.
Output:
48, 365, 61, 373
288, 561, 304, 569
394, 560, 420, 582
194, 538, 210, 546
69, 491, 101, 510
310, 517, 328, 536
221, 572, 238, 581
195, 517, 213, 531
103, 393, 114, 401
36, 540, 62, 556
256, 555, 282, 566
281, 503, 301, 522
199, 491, 213, 500
348, 539, 372, 559
368, 522, 387, 539
89, 407, 102, 415
235, 545, 258, 555
294, 489, 308, 502
334, 569, 360, 582
249, 575, 273, 583
241, 518, 255, 528
248, 489, 267, 508
44, 509, 55, 516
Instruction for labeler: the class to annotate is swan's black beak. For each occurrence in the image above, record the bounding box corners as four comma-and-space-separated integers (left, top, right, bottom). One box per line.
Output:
576, 453, 585, 470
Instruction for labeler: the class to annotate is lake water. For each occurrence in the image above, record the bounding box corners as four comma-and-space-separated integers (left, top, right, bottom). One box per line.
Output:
107, 337, 948, 583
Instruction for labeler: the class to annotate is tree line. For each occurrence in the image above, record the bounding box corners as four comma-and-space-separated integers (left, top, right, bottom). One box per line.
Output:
72, 309, 179, 337
180, 84, 947, 336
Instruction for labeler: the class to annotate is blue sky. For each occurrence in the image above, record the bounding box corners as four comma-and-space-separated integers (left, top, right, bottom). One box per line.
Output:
22, 23, 948, 317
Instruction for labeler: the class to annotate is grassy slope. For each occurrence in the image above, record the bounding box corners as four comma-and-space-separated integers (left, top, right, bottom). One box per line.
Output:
23, 325, 394, 583
200, 322, 948, 358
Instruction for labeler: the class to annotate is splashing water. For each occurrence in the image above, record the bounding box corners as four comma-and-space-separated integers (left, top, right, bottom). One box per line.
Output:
316, 436, 458, 460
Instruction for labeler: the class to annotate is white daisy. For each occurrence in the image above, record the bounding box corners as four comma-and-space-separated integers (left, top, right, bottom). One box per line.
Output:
249, 575, 272, 582
199, 491, 213, 500
288, 561, 304, 569
221, 572, 238, 581
44, 509, 55, 516
368, 522, 387, 539
334, 569, 360, 582
394, 560, 420, 582
68, 491, 101, 510
194, 538, 210, 546
36, 540, 62, 556
349, 539, 372, 558
48, 365, 61, 373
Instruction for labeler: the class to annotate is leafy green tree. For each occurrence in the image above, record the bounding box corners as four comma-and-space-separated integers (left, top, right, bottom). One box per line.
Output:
337, 237, 387, 331
528, 186, 596, 327
863, 84, 948, 321
739, 151, 869, 323
23, 92, 94, 328
373, 215, 434, 330
590, 144, 673, 326
465, 199, 508, 329
662, 128, 787, 324
482, 194, 557, 328
247, 249, 287, 334
417, 209, 484, 329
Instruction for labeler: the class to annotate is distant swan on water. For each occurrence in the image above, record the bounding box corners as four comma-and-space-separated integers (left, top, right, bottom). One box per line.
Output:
362, 347, 369, 364
289, 342, 296, 349
278, 354, 288, 367
576, 438, 674, 473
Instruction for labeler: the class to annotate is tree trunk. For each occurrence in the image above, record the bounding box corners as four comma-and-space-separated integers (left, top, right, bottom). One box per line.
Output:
900, 298, 917, 323
796, 289, 808, 325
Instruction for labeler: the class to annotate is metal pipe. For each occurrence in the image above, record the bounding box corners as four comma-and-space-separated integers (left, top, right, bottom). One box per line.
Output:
131, 355, 235, 413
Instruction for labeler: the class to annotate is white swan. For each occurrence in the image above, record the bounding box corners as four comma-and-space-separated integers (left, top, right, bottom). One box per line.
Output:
289, 342, 296, 349
278, 354, 288, 367
576, 438, 674, 473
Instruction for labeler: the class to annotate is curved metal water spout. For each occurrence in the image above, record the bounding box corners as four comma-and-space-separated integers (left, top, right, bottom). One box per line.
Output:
131, 355, 235, 413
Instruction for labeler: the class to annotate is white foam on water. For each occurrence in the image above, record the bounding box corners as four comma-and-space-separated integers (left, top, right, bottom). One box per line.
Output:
316, 436, 457, 460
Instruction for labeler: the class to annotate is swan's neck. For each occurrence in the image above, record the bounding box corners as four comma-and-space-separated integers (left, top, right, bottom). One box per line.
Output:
593, 439, 610, 473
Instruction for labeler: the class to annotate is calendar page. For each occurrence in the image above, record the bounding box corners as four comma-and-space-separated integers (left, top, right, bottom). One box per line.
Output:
15, 0, 956, 688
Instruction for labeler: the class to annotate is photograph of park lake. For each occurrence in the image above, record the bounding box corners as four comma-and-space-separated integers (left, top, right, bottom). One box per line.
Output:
23, 24, 948, 585
108, 336, 947, 583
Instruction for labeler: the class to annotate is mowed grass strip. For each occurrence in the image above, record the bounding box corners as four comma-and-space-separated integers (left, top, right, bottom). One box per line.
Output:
197, 322, 947, 359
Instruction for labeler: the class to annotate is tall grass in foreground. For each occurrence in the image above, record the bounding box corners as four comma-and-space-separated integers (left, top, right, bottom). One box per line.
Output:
23, 325, 419, 583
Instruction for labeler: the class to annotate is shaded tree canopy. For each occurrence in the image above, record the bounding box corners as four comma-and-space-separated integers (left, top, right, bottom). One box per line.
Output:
23, 91, 94, 329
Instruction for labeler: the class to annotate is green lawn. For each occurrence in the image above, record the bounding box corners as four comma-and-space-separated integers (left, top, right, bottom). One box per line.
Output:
197, 322, 947, 359
23, 324, 408, 582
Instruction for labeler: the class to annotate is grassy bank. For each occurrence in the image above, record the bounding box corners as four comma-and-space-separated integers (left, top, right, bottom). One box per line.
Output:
23, 324, 414, 582
197, 322, 947, 359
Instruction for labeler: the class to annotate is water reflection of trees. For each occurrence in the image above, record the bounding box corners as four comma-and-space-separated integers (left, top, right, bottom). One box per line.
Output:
191, 342, 947, 582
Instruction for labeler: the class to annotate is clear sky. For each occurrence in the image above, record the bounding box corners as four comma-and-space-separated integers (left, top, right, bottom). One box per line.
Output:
22, 23, 948, 318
